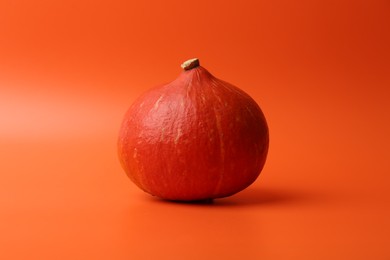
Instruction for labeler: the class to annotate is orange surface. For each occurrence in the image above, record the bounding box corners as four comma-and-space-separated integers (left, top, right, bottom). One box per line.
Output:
1, 0, 389, 259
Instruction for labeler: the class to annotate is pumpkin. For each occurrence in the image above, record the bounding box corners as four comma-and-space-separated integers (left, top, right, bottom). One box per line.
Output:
118, 58, 269, 201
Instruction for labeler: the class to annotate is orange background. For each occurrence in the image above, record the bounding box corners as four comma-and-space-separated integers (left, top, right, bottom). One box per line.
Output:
1, 0, 389, 259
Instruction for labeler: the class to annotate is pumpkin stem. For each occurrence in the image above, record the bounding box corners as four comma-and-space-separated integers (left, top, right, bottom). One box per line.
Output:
181, 58, 200, 71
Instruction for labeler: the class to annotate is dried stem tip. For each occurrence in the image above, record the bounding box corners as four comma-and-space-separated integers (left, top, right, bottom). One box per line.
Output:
181, 58, 200, 71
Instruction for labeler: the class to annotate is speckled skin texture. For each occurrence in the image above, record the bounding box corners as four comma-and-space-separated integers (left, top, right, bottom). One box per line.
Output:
118, 65, 269, 201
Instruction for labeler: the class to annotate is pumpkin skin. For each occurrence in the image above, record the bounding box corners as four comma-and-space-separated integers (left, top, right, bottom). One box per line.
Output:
118, 59, 269, 201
